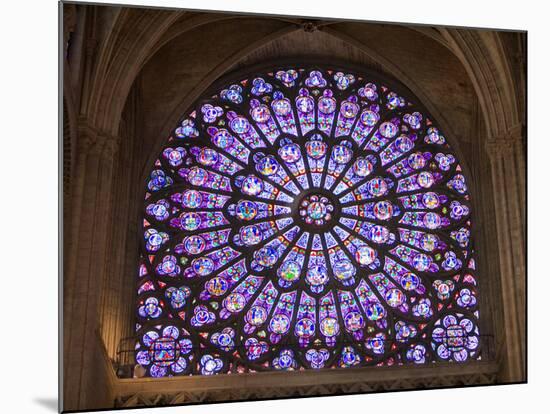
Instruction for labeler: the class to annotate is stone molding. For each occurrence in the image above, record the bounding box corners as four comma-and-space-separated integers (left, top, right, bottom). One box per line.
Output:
439, 29, 522, 137
113, 362, 498, 408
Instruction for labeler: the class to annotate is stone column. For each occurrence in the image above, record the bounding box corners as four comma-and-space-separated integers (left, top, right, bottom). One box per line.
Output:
63, 120, 120, 411
97, 112, 141, 368
485, 123, 526, 382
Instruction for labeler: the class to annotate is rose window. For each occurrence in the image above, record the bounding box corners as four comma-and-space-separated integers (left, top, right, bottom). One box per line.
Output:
136, 66, 480, 377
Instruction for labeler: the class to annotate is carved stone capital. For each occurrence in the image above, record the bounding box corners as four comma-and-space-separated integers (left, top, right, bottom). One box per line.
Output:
485, 123, 525, 159
76, 118, 121, 159
97, 134, 121, 159
301, 20, 319, 33
76, 121, 97, 154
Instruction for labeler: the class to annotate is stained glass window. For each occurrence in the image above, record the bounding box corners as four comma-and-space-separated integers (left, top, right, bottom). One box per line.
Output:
135, 66, 480, 377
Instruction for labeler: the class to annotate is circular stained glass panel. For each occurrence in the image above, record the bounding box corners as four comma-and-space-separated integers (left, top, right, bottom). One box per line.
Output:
136, 66, 480, 376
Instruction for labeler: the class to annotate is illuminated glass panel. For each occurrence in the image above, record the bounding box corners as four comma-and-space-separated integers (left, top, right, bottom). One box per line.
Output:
136, 67, 480, 377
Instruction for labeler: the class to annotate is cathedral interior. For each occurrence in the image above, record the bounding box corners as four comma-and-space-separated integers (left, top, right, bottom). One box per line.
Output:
61, 2, 526, 411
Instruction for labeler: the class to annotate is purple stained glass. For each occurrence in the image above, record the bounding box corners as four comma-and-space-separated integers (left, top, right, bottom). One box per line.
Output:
136, 66, 480, 377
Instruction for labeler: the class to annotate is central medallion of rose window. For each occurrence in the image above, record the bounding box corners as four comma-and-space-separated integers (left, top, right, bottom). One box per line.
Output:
299, 194, 334, 226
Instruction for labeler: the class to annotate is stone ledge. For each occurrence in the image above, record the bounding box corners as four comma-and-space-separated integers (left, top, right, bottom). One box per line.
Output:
113, 361, 498, 407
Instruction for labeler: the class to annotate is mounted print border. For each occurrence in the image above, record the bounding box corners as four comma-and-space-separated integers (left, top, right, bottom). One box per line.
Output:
61, 1, 526, 411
